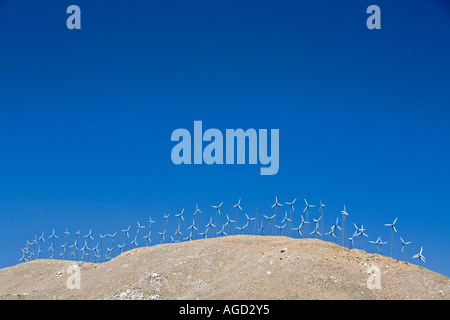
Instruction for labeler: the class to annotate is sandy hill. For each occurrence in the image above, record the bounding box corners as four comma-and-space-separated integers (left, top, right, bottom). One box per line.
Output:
0, 235, 448, 300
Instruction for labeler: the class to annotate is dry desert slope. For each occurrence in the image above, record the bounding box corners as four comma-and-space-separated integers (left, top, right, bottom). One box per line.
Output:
0, 235, 448, 300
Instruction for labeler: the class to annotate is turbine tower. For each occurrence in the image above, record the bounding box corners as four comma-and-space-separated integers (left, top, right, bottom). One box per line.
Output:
233, 199, 242, 235
271, 196, 283, 234
384, 218, 398, 258
175, 209, 185, 242
212, 202, 223, 237
49, 229, 58, 259
193, 205, 201, 239
285, 198, 297, 237
319, 199, 325, 239
303, 199, 315, 237
341, 205, 349, 247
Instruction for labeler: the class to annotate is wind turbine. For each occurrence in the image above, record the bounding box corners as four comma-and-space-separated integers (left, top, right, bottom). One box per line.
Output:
292, 215, 309, 238
187, 219, 197, 240
263, 214, 275, 236
310, 226, 321, 238
348, 237, 354, 249
325, 226, 337, 241
175, 209, 185, 242
257, 222, 265, 235
217, 225, 228, 237
49, 229, 58, 259
60, 243, 67, 260
122, 226, 130, 250
38, 232, 45, 259
84, 230, 94, 255
280, 210, 292, 236
254, 205, 260, 235
136, 221, 146, 235
369, 237, 381, 253
271, 196, 283, 234
183, 231, 193, 242
225, 214, 235, 236
163, 214, 170, 237
233, 199, 243, 235
99, 234, 106, 262
64, 228, 70, 246
159, 229, 167, 244
130, 235, 138, 247
341, 205, 349, 247
106, 247, 113, 261
311, 216, 321, 238
108, 232, 117, 257
303, 199, 315, 236
353, 223, 368, 249
331, 218, 341, 243
384, 218, 398, 258
212, 202, 223, 237
285, 198, 297, 237
379, 239, 388, 255
319, 199, 325, 239
244, 213, 255, 235
412, 246, 426, 267
193, 205, 201, 239
400, 237, 412, 260
274, 224, 286, 236
143, 233, 152, 246
205, 217, 215, 238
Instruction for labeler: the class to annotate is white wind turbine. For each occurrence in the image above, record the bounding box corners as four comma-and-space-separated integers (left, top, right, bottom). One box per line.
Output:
205, 217, 215, 238
311, 216, 321, 238
271, 196, 283, 234
292, 214, 309, 238
225, 214, 235, 236
331, 217, 341, 243
136, 221, 146, 235
400, 237, 412, 260
412, 246, 426, 267
341, 205, 349, 247
384, 218, 398, 258
99, 233, 106, 262
163, 214, 170, 237
49, 229, 58, 259
175, 209, 185, 242
274, 223, 286, 236
38, 232, 45, 259
187, 219, 197, 240
122, 226, 131, 249
379, 239, 388, 255
84, 230, 94, 255
143, 233, 152, 246
353, 223, 368, 249
303, 199, 315, 236
318, 199, 325, 239
131, 235, 138, 247
369, 237, 382, 253
348, 236, 354, 249
325, 226, 337, 241
108, 232, 117, 257
285, 198, 297, 237
212, 202, 223, 237
233, 199, 243, 235
245, 213, 255, 235
280, 211, 291, 236
158, 230, 166, 244
263, 214, 275, 236
193, 205, 201, 239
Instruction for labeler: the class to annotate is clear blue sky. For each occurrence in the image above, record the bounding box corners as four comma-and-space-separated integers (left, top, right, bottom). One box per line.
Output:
0, 0, 449, 276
